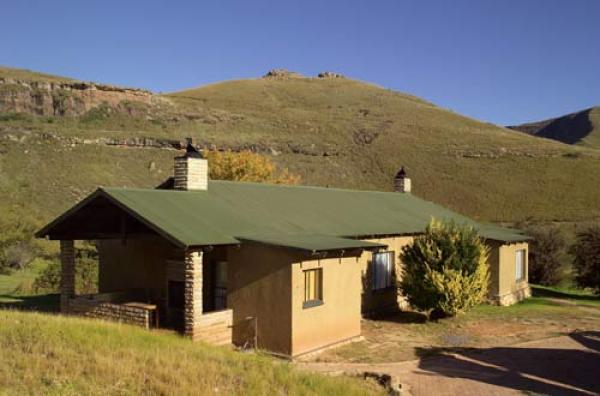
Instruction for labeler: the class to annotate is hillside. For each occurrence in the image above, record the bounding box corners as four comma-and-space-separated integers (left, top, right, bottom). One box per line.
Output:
508, 107, 600, 149
0, 309, 380, 395
0, 66, 599, 234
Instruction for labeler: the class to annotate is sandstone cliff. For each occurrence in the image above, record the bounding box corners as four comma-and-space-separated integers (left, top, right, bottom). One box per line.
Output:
0, 77, 162, 116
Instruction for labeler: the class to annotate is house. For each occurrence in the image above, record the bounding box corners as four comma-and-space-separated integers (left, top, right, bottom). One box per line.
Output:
36, 140, 531, 358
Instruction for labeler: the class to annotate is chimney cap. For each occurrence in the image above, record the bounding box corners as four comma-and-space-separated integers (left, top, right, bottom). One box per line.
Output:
180, 137, 203, 159
395, 166, 407, 179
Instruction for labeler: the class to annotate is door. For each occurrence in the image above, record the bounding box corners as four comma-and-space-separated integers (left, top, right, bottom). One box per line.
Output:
214, 261, 227, 310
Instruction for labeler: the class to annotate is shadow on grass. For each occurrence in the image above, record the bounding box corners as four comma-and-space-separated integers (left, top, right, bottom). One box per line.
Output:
531, 285, 600, 302
0, 293, 60, 313
414, 331, 600, 395
367, 310, 428, 324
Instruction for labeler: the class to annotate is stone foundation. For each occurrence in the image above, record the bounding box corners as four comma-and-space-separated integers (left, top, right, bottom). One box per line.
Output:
68, 295, 154, 328
490, 285, 532, 306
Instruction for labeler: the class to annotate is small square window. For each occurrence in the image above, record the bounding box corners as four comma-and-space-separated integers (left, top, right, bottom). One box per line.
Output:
372, 251, 395, 290
303, 268, 323, 308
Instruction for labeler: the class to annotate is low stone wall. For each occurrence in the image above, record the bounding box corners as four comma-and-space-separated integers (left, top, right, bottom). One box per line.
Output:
490, 285, 532, 306
68, 295, 153, 328
192, 309, 233, 345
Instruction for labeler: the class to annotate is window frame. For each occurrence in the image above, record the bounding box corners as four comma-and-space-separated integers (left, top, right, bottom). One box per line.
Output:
372, 251, 395, 291
515, 249, 526, 282
302, 268, 323, 309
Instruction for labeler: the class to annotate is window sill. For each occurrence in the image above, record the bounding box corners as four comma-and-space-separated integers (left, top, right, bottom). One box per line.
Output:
303, 300, 324, 309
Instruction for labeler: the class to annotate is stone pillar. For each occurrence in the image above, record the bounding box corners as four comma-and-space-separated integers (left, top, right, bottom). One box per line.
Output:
60, 240, 76, 313
184, 250, 203, 338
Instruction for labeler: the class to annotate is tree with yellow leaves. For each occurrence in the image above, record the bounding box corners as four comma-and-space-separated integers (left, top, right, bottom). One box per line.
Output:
205, 150, 301, 185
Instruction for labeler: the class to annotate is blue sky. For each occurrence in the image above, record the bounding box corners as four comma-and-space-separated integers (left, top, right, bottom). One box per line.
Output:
1, 0, 599, 125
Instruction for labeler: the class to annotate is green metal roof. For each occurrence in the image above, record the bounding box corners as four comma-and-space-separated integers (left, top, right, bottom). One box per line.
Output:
37, 180, 530, 248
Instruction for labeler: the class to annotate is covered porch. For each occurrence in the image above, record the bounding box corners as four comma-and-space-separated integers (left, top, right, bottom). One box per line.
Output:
36, 190, 234, 345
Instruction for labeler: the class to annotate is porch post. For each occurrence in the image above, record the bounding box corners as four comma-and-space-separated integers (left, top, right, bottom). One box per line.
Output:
60, 240, 76, 313
184, 249, 203, 339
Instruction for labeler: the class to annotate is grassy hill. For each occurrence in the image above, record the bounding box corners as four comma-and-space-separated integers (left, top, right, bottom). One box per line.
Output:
0, 66, 599, 236
0, 309, 381, 395
508, 107, 600, 149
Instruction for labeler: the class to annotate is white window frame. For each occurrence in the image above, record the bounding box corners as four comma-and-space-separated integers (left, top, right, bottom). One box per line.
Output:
372, 251, 395, 291
515, 249, 526, 282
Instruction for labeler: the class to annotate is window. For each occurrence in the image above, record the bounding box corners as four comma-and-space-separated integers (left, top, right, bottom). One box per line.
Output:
372, 251, 395, 290
303, 268, 323, 308
515, 249, 526, 282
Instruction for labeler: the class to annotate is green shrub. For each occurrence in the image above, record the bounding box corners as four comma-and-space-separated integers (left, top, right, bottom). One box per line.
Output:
571, 225, 600, 294
400, 219, 489, 318
32, 242, 98, 294
0, 210, 40, 274
526, 226, 567, 286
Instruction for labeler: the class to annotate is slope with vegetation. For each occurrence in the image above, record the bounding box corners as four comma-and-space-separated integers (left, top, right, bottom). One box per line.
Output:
1, 66, 599, 226
0, 309, 381, 395
508, 106, 600, 149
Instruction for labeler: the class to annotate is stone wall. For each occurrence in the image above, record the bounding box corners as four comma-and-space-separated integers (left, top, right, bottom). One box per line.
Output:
68, 296, 153, 328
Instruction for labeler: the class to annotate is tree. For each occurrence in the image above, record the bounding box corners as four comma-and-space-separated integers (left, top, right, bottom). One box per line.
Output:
526, 226, 567, 286
205, 150, 301, 184
33, 242, 98, 294
400, 219, 489, 318
571, 225, 600, 295
0, 209, 39, 274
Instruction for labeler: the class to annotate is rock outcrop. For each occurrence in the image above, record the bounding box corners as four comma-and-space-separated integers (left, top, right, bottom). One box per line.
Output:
0, 77, 161, 116
317, 71, 345, 79
263, 69, 304, 79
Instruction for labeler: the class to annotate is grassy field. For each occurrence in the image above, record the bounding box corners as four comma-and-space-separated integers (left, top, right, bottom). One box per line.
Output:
313, 285, 600, 363
0, 309, 383, 395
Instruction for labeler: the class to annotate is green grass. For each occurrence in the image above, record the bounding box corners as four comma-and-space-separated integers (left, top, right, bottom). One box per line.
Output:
0, 309, 382, 395
0, 259, 46, 295
0, 65, 75, 83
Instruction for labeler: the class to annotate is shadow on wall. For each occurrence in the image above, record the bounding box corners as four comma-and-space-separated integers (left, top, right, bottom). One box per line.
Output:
0, 293, 60, 312
361, 255, 403, 316
415, 331, 600, 396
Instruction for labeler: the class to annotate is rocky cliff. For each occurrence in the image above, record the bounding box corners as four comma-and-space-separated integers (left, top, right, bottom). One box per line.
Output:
0, 77, 162, 116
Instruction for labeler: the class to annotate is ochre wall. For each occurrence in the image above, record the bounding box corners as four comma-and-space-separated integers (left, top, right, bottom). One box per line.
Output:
227, 244, 294, 356
290, 252, 363, 357
498, 242, 529, 296
486, 241, 530, 304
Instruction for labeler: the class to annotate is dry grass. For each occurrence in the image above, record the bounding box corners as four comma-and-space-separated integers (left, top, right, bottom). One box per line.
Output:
0, 309, 383, 395
313, 286, 600, 363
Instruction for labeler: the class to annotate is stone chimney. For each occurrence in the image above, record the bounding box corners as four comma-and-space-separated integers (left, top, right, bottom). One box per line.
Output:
174, 138, 208, 191
394, 166, 411, 193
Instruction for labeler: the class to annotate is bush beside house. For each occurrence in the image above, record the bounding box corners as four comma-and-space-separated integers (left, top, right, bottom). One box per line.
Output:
400, 219, 489, 318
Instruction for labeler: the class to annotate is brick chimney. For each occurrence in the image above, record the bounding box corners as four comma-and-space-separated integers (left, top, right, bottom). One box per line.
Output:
174, 138, 208, 191
394, 166, 411, 193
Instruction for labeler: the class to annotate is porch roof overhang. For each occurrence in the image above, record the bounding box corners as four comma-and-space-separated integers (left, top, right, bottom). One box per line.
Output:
236, 234, 388, 253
